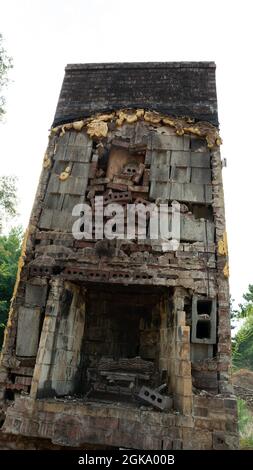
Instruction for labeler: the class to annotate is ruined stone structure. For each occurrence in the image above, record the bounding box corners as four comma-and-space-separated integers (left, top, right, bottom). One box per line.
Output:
0, 63, 238, 449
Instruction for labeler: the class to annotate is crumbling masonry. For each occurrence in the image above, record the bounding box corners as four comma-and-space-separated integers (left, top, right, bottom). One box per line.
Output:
0, 63, 238, 449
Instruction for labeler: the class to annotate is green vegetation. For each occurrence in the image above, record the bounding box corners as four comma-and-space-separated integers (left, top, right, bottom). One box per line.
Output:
0, 33, 12, 119
0, 175, 18, 231
232, 285, 253, 371
0, 33, 17, 348
237, 399, 253, 449
0, 175, 21, 348
0, 227, 22, 347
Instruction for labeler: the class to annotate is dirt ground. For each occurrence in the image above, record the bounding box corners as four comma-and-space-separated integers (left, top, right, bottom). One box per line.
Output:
232, 369, 253, 411
232, 369, 253, 390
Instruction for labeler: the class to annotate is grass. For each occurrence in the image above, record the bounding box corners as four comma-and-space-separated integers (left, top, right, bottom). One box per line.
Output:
237, 399, 253, 449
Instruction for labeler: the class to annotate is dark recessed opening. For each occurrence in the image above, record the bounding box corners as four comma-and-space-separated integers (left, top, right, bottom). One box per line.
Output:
196, 319, 211, 339
4, 389, 14, 401
197, 299, 212, 316
52, 266, 62, 275
97, 146, 110, 171
74, 285, 165, 401
191, 204, 213, 222
10, 373, 16, 384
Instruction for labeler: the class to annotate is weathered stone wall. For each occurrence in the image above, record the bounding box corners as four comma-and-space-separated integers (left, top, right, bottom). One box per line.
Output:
0, 102, 236, 449
1, 394, 238, 450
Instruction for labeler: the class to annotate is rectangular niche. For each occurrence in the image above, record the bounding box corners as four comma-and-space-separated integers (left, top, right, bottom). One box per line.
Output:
76, 285, 166, 402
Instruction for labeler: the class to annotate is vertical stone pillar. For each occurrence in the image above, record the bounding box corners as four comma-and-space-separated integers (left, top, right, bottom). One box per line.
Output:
211, 149, 232, 394
159, 295, 168, 374
173, 288, 192, 415
30, 277, 64, 399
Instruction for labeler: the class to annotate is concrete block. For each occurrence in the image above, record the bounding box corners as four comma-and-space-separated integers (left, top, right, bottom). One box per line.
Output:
191, 295, 217, 345
138, 386, 173, 410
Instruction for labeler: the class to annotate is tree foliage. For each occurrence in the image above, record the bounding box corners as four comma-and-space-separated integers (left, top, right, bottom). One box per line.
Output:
0, 33, 12, 119
0, 227, 22, 348
232, 285, 253, 370
236, 284, 253, 319
0, 176, 18, 231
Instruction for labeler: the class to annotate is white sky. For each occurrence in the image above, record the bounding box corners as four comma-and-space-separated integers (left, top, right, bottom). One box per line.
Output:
0, 0, 252, 307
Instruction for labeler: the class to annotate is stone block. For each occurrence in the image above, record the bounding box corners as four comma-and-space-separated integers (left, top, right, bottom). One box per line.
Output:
180, 216, 213, 243
205, 184, 213, 203
180, 396, 192, 415
175, 415, 194, 428
172, 439, 183, 449
142, 435, 162, 450
183, 428, 212, 449
224, 398, 237, 411
190, 343, 213, 361
25, 282, 48, 307
192, 370, 218, 393
191, 167, 211, 184
190, 152, 210, 167
162, 437, 172, 449
177, 310, 185, 326
150, 166, 170, 182
193, 406, 208, 417
178, 343, 190, 360
171, 166, 191, 183
182, 183, 205, 203
213, 431, 239, 450
171, 151, 190, 167
198, 417, 226, 432
170, 182, 183, 200
177, 360, 191, 377
151, 134, 185, 151
16, 306, 42, 357
176, 378, 192, 397
177, 325, 190, 343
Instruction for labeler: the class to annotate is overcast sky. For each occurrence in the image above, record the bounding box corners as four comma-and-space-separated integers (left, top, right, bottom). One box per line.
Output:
0, 0, 252, 307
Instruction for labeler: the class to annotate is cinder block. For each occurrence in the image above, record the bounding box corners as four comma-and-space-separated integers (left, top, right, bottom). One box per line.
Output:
191, 295, 217, 345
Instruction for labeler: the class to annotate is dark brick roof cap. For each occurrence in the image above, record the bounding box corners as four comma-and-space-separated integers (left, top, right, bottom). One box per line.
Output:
53, 62, 218, 127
